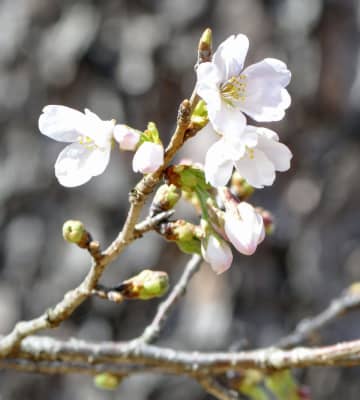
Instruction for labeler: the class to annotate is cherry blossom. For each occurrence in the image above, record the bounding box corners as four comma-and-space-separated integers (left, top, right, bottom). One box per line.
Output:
196, 34, 291, 138
204, 125, 292, 188
39, 105, 115, 187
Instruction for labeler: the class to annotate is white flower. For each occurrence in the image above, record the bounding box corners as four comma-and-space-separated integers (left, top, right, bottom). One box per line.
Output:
196, 34, 291, 137
201, 234, 233, 274
114, 124, 140, 151
132, 142, 164, 174
224, 202, 265, 256
204, 125, 292, 188
39, 105, 115, 187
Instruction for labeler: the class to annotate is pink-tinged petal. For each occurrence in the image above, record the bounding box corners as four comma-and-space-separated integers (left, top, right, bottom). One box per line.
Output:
114, 124, 140, 151
201, 235, 233, 274
225, 202, 265, 256
213, 34, 249, 81
240, 58, 291, 122
54, 143, 111, 187
235, 148, 275, 188
204, 139, 235, 187
209, 100, 246, 137
132, 142, 164, 174
256, 131, 292, 172
39, 105, 86, 142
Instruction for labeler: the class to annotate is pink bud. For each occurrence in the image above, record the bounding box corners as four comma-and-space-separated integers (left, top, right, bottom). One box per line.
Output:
224, 202, 265, 256
201, 235, 233, 274
132, 142, 164, 174
114, 124, 140, 151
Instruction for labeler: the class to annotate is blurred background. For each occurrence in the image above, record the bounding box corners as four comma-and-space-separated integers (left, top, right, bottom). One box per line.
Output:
0, 0, 360, 398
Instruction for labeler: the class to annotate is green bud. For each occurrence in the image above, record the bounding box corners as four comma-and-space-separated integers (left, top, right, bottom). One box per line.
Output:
140, 270, 169, 300
177, 237, 201, 255
150, 184, 180, 216
94, 373, 121, 390
121, 270, 169, 300
62, 220, 87, 246
198, 28, 212, 63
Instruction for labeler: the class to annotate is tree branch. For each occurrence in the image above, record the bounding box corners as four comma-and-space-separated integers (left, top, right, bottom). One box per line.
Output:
3, 334, 360, 376
276, 285, 360, 349
137, 254, 202, 344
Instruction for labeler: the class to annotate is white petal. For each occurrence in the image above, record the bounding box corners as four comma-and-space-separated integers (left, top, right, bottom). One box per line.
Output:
213, 34, 249, 81
132, 142, 164, 173
39, 105, 86, 142
80, 109, 115, 148
196, 63, 222, 111
235, 148, 275, 188
204, 140, 235, 187
240, 58, 291, 122
256, 132, 292, 172
202, 235, 233, 274
55, 143, 110, 187
209, 100, 246, 137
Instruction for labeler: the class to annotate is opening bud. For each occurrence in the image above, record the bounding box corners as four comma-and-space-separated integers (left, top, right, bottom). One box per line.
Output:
62, 220, 89, 247
121, 270, 169, 300
94, 373, 122, 390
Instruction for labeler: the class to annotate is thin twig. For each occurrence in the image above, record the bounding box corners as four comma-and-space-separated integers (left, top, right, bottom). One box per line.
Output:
276, 286, 360, 349
138, 254, 202, 344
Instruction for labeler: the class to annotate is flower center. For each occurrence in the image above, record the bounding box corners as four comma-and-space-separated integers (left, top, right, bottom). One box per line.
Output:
77, 135, 99, 151
220, 74, 247, 106
246, 147, 255, 159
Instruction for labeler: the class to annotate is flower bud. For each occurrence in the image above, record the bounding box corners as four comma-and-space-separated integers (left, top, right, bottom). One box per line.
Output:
201, 234, 233, 274
120, 270, 169, 300
198, 28, 212, 63
62, 220, 89, 247
94, 373, 122, 390
158, 220, 202, 255
114, 124, 140, 151
132, 142, 164, 174
150, 184, 180, 217
224, 200, 265, 256
231, 171, 254, 200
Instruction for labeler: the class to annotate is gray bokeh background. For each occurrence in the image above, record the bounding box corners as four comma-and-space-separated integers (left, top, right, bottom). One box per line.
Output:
1, 0, 360, 398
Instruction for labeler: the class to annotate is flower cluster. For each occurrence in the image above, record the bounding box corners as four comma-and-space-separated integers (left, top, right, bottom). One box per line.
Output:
196, 34, 292, 189
38, 31, 292, 274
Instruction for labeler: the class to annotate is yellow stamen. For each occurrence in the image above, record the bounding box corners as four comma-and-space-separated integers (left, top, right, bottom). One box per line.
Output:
220, 74, 247, 106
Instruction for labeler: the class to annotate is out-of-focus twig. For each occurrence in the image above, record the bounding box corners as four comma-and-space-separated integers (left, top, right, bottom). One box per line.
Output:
137, 254, 202, 344
276, 285, 360, 349
199, 377, 239, 400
